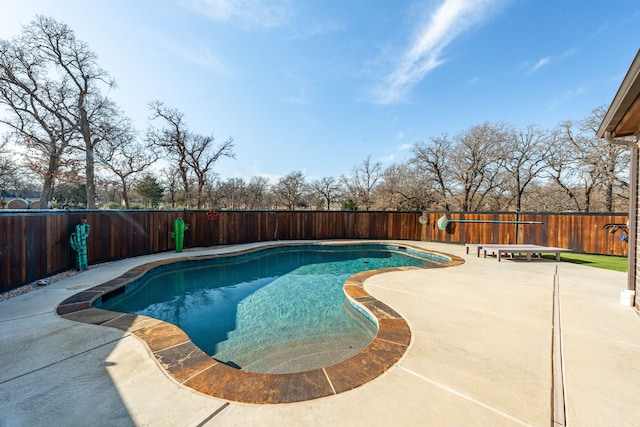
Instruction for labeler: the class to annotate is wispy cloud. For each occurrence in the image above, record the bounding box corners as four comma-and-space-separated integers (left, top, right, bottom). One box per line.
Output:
137, 23, 230, 72
293, 20, 345, 40
281, 87, 309, 105
166, 42, 228, 72
524, 47, 575, 77
584, 20, 609, 45
280, 70, 312, 105
527, 57, 551, 76
185, 0, 293, 29
544, 85, 587, 114
251, 166, 284, 184
379, 154, 396, 164
372, 0, 504, 105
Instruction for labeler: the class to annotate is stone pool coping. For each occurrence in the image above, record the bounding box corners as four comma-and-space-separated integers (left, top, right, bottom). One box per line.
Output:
56, 242, 464, 404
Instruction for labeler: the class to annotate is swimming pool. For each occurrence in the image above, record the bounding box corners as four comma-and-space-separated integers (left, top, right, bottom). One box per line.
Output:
57, 241, 464, 403
95, 244, 448, 373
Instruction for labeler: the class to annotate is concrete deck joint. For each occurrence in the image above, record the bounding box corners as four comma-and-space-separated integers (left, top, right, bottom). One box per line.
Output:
0, 335, 127, 386
399, 366, 531, 426
195, 402, 230, 427
552, 268, 566, 426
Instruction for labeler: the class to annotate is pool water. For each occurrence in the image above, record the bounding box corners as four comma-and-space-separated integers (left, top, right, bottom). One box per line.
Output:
97, 244, 446, 373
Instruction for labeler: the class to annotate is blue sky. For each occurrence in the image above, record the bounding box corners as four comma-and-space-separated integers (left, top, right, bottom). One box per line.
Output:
1, 0, 639, 183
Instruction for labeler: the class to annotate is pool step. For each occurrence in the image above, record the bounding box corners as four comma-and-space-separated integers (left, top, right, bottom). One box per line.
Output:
215, 333, 371, 374
214, 332, 344, 366
214, 317, 369, 359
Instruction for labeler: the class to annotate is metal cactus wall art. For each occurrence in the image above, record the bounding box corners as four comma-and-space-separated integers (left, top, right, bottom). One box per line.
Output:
170, 218, 189, 252
70, 218, 90, 270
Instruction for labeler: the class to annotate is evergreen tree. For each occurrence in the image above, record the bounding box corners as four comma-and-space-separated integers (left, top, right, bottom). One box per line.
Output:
135, 175, 164, 208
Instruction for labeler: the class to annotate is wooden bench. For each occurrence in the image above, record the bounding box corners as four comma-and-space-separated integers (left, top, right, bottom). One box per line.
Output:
466, 244, 571, 262
465, 243, 484, 256
464, 243, 534, 257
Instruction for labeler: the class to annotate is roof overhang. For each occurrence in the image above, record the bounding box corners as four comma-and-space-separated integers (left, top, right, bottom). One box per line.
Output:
597, 49, 640, 139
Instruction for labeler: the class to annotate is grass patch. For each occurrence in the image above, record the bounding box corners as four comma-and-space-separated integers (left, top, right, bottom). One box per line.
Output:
542, 253, 628, 272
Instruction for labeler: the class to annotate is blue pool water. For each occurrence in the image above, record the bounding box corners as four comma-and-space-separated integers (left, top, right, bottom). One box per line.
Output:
97, 244, 447, 373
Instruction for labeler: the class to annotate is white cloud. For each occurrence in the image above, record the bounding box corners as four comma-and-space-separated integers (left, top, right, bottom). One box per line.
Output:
372, 0, 503, 105
185, 0, 293, 29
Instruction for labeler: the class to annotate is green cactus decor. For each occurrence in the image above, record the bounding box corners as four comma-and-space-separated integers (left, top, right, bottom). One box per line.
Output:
70, 218, 90, 271
170, 218, 189, 252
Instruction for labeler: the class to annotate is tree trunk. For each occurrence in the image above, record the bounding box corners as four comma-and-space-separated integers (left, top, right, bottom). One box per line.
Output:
179, 166, 190, 209
85, 143, 96, 208
584, 186, 592, 212
79, 102, 96, 209
121, 176, 130, 209
40, 176, 54, 208
39, 152, 60, 208
606, 183, 614, 212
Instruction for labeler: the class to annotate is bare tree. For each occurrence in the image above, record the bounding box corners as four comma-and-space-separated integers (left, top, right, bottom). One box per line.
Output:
147, 102, 192, 205
147, 101, 234, 209
342, 155, 384, 211
0, 30, 76, 206
501, 124, 554, 211
186, 133, 235, 209
545, 107, 630, 212
99, 178, 121, 207
311, 176, 342, 210
580, 106, 630, 211
160, 167, 181, 208
545, 131, 588, 211
97, 134, 159, 208
0, 138, 23, 202
377, 162, 436, 211
0, 16, 123, 208
216, 178, 246, 209
549, 126, 600, 211
522, 181, 575, 212
411, 137, 454, 210
25, 16, 117, 208
272, 171, 307, 210
449, 123, 507, 211
246, 176, 270, 209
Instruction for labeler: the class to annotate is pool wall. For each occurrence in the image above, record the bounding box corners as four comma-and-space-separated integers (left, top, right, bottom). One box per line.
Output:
56, 241, 464, 404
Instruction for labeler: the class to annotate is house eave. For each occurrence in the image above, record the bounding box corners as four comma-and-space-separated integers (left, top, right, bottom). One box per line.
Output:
597, 49, 640, 139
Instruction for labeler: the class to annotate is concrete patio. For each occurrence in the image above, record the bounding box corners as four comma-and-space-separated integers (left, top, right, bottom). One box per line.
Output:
1, 241, 638, 426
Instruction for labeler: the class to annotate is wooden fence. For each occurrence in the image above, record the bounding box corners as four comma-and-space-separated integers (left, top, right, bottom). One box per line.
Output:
0, 210, 629, 293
